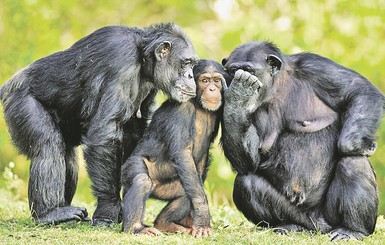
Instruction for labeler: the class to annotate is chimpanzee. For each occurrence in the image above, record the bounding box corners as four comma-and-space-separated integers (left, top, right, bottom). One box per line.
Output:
0, 23, 198, 226
221, 41, 385, 240
120, 59, 228, 236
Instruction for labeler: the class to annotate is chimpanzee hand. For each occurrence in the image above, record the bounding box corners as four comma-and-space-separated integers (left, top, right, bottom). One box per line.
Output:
225, 69, 263, 113
222, 69, 262, 174
338, 135, 377, 156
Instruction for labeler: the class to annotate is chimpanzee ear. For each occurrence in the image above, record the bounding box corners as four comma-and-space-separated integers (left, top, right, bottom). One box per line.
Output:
155, 41, 172, 61
221, 58, 228, 66
266, 54, 282, 76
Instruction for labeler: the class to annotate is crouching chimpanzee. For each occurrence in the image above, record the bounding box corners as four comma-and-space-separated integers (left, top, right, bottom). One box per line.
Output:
221, 41, 385, 240
0, 23, 198, 226
121, 60, 228, 236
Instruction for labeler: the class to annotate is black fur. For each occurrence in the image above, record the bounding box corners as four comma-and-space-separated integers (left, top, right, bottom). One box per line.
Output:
0, 23, 198, 225
120, 60, 227, 236
221, 41, 384, 240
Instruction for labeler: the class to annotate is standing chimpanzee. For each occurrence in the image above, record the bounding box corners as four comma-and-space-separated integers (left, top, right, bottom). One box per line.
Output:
221, 41, 385, 240
0, 23, 199, 226
120, 59, 228, 236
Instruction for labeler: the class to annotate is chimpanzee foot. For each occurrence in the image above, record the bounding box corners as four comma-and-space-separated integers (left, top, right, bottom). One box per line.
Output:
129, 223, 162, 236
92, 218, 117, 227
308, 212, 332, 233
330, 228, 365, 241
273, 224, 307, 235
92, 199, 122, 227
154, 221, 191, 234
36, 206, 89, 225
137, 227, 162, 236
190, 226, 212, 237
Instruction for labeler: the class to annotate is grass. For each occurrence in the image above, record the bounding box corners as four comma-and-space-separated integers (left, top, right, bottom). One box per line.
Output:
1, 189, 385, 245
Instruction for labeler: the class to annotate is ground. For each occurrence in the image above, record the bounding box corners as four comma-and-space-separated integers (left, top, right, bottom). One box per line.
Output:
1, 188, 385, 245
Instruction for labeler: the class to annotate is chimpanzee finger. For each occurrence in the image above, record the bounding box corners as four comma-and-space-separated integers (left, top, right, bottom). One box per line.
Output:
74, 208, 88, 220
239, 71, 252, 85
248, 75, 263, 89
69, 214, 83, 222
190, 227, 200, 237
202, 228, 212, 237
234, 69, 244, 80
81, 207, 88, 217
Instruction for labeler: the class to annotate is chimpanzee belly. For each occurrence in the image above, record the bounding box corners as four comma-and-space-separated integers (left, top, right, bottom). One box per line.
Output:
258, 125, 339, 208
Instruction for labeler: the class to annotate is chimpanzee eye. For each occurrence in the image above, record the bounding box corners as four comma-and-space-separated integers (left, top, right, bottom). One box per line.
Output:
182, 59, 195, 69
181, 61, 190, 69
202, 79, 208, 83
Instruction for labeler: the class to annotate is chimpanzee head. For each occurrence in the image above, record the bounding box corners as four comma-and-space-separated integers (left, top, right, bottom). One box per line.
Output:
193, 59, 230, 111
222, 41, 285, 98
143, 23, 199, 103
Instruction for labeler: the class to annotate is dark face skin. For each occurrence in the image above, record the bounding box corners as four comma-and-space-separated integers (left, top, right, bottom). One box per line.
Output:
196, 66, 224, 111
154, 41, 199, 103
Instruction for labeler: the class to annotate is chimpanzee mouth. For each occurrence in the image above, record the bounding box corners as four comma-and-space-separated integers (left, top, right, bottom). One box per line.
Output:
172, 86, 197, 102
180, 90, 196, 97
204, 99, 221, 103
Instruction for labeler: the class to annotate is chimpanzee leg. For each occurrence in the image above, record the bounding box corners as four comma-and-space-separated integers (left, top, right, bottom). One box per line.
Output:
64, 148, 78, 206
121, 156, 160, 235
233, 174, 328, 232
154, 196, 192, 234
324, 156, 378, 241
84, 142, 122, 226
3, 94, 87, 224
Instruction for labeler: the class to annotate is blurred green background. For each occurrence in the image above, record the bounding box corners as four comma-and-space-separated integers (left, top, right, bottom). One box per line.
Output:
0, 0, 385, 214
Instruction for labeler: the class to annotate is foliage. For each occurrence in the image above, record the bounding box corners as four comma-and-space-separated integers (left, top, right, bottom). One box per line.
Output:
1, 162, 25, 199
0, 0, 385, 216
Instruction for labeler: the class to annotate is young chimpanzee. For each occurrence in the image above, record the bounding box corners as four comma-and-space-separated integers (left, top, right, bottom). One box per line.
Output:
0, 23, 198, 226
121, 59, 228, 236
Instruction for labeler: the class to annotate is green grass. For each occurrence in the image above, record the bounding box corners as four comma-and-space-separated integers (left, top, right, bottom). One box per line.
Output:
1, 189, 385, 245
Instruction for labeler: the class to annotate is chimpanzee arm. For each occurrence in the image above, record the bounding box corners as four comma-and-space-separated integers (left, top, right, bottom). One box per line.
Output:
222, 70, 263, 174
308, 57, 385, 156
337, 79, 384, 156
162, 104, 211, 230
172, 146, 211, 229
83, 81, 140, 224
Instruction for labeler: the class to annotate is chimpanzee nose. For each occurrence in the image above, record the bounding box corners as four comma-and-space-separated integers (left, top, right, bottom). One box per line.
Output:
184, 70, 193, 79
208, 84, 217, 92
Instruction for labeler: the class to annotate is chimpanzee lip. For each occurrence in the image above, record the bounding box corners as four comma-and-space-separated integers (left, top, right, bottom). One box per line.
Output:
181, 90, 196, 96
204, 99, 220, 103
